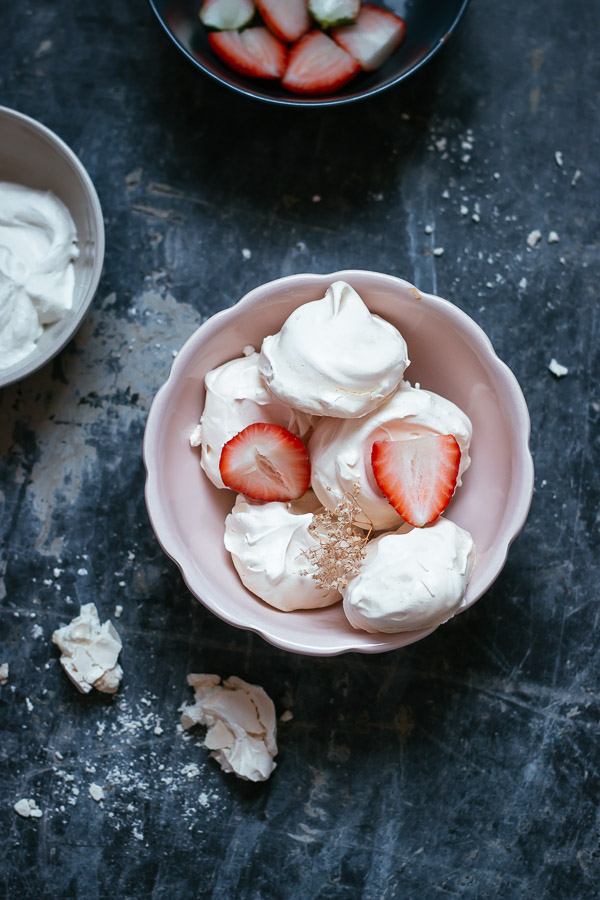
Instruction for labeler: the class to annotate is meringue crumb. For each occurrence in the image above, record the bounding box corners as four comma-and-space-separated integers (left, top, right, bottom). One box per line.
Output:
548, 358, 568, 378
306, 486, 370, 591
14, 799, 43, 819
548, 231, 560, 243
555, 151, 563, 167
189, 424, 202, 447
114, 605, 123, 618
279, 710, 293, 722
571, 169, 582, 186
89, 783, 105, 803
0, 662, 8, 685
241, 248, 251, 260
433, 247, 444, 257
424, 225, 433, 234
527, 229, 542, 248
242, 345, 256, 357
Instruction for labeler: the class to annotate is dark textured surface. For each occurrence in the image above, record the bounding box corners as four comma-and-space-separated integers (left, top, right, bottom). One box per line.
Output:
1, 1, 599, 898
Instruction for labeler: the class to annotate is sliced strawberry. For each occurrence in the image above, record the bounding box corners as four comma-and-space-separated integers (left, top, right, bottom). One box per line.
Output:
208, 27, 288, 79
281, 30, 360, 95
200, 0, 256, 31
220, 423, 311, 502
256, 0, 311, 43
371, 435, 461, 527
308, 0, 360, 29
332, 4, 406, 71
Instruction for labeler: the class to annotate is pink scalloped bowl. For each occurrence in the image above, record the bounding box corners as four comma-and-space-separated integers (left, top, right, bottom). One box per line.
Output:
143, 270, 534, 656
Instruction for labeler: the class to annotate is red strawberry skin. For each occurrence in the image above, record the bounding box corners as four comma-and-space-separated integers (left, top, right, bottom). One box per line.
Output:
371, 435, 461, 527
256, 0, 312, 43
281, 30, 360, 95
208, 28, 288, 80
220, 423, 311, 502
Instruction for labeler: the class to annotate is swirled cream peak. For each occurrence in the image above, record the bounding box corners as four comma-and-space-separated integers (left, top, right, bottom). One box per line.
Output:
257, 281, 409, 418
200, 351, 315, 489
309, 383, 473, 531
224, 491, 341, 611
342, 517, 476, 633
0, 182, 79, 369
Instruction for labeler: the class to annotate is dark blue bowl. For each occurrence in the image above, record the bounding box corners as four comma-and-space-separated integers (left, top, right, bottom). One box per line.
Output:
149, 0, 471, 107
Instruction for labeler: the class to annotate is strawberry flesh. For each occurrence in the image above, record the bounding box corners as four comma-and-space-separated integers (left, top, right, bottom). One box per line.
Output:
332, 4, 406, 71
282, 30, 360, 95
200, 0, 256, 31
308, 0, 361, 29
256, 0, 311, 43
220, 423, 311, 502
208, 27, 288, 79
371, 434, 461, 527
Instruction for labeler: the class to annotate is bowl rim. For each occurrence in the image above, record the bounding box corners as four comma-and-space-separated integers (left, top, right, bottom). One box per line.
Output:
147, 0, 472, 108
143, 269, 535, 656
0, 105, 105, 390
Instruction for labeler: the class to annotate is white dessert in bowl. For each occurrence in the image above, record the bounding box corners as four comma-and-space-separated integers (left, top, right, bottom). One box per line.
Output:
143, 270, 534, 655
224, 491, 341, 611
258, 280, 409, 418
309, 383, 473, 531
0, 106, 104, 388
0, 181, 79, 369
204, 282, 474, 633
342, 518, 476, 633
200, 350, 315, 489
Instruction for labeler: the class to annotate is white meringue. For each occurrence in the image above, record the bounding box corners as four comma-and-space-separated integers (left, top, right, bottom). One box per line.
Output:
257, 281, 409, 418
309, 383, 473, 531
180, 674, 277, 782
200, 351, 315, 489
342, 517, 476, 633
224, 491, 341, 611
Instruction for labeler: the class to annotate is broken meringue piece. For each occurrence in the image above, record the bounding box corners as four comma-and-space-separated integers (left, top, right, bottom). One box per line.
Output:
52, 603, 123, 694
14, 798, 43, 819
180, 673, 277, 782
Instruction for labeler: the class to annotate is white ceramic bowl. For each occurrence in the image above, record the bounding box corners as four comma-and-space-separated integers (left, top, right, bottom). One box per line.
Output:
0, 106, 105, 389
143, 270, 534, 656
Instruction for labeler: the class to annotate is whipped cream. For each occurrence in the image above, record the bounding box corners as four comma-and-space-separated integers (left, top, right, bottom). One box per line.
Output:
180, 673, 277, 782
0, 182, 79, 369
224, 491, 341, 611
258, 281, 409, 418
342, 517, 476, 633
52, 603, 123, 694
200, 351, 315, 489
309, 383, 473, 530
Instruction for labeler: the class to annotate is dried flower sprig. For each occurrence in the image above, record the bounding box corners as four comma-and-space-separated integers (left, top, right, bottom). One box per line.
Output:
304, 485, 372, 591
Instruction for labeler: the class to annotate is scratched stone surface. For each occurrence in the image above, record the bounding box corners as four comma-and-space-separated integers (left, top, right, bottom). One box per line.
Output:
1, 1, 599, 898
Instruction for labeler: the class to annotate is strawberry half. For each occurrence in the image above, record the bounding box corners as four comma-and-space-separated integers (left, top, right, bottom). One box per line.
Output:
281, 30, 360, 95
208, 27, 288, 79
256, 0, 311, 43
200, 0, 256, 31
332, 4, 407, 71
219, 423, 311, 502
371, 435, 461, 527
